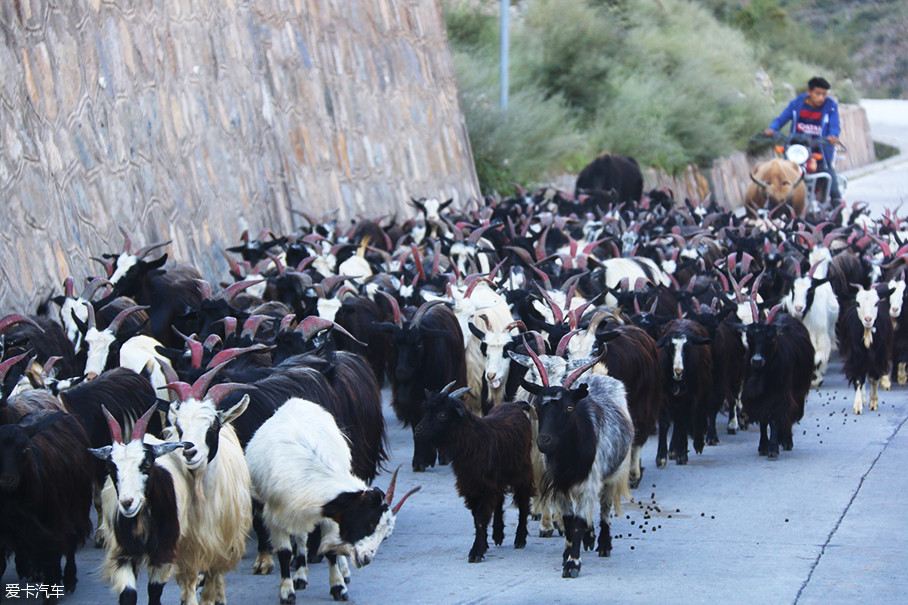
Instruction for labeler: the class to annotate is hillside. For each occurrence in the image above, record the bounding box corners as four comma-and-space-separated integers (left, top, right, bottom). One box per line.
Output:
783, 0, 908, 98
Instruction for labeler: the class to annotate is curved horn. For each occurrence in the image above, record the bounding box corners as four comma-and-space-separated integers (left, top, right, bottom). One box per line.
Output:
63, 276, 75, 298
223, 279, 265, 302
82, 301, 97, 330
101, 405, 124, 444
108, 305, 150, 334
165, 381, 193, 402
0, 352, 31, 383
156, 357, 181, 385
383, 466, 401, 505
81, 277, 113, 300
295, 316, 367, 346
450, 386, 472, 400
0, 314, 43, 335
135, 240, 172, 260
556, 329, 581, 358
750, 172, 770, 189
130, 404, 158, 442
522, 336, 549, 387
562, 352, 605, 390
241, 315, 271, 341
376, 290, 403, 327
91, 256, 115, 278
206, 344, 271, 371
392, 485, 422, 515
191, 359, 235, 401
205, 382, 251, 406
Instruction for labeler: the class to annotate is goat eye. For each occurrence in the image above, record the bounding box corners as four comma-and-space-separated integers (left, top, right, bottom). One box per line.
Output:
437, 411, 447, 421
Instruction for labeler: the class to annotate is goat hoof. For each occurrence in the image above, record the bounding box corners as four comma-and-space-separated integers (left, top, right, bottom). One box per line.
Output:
468, 551, 485, 563
539, 529, 554, 538
279, 594, 296, 605
767, 450, 779, 460
707, 436, 719, 446
514, 539, 527, 550
656, 456, 667, 468
562, 562, 581, 578
598, 547, 611, 558
531, 513, 541, 521
330, 586, 348, 601
293, 579, 307, 590
727, 427, 737, 435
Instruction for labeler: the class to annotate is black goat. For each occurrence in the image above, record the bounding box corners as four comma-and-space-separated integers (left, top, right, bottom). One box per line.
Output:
738, 309, 814, 458
0, 411, 93, 601
415, 383, 533, 563
656, 319, 712, 466
522, 356, 634, 579
376, 296, 467, 471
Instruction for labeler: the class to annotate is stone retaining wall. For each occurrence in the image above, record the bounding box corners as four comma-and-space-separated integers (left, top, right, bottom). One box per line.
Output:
0, 0, 479, 313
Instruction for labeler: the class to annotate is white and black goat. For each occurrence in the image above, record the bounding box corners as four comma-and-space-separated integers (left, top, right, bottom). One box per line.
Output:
90, 405, 194, 605
520, 351, 634, 578
246, 398, 419, 603
161, 362, 254, 605
839, 285, 894, 414
781, 262, 839, 386
415, 382, 533, 562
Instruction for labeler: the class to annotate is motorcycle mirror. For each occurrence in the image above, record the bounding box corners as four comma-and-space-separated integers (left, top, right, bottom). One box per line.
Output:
785, 144, 810, 165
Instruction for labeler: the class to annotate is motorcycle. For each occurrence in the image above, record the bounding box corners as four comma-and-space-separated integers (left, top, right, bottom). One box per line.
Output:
751, 132, 848, 211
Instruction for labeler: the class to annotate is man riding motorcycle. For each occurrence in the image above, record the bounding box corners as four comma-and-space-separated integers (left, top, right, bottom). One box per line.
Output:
764, 76, 843, 204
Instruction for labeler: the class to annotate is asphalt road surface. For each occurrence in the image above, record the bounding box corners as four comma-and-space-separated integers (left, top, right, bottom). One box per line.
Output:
4, 100, 907, 605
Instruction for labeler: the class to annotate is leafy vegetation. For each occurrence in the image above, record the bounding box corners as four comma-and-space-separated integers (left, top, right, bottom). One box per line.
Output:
443, 0, 867, 195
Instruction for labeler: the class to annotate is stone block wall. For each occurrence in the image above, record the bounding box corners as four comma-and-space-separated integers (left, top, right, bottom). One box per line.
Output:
0, 0, 479, 313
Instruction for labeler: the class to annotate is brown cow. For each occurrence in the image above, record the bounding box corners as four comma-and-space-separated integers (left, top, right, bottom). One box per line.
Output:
744, 158, 806, 217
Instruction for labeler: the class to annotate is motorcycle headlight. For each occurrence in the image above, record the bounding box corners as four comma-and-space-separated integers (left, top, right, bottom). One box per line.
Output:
785, 144, 810, 164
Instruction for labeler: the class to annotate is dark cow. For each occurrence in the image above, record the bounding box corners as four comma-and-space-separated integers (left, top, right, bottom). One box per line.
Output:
574, 153, 644, 209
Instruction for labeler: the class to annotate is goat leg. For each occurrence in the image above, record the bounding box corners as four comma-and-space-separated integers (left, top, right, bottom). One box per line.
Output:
468, 504, 492, 563
492, 495, 506, 546
562, 515, 585, 578
325, 553, 348, 601
514, 484, 530, 549
251, 499, 274, 575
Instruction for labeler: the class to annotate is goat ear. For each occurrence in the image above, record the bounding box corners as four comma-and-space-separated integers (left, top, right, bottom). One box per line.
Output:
155, 398, 171, 413
151, 442, 189, 458
690, 336, 712, 346
507, 351, 531, 367
573, 383, 589, 399
218, 394, 250, 425
321, 491, 361, 521
20, 411, 65, 437
519, 378, 542, 395
88, 446, 113, 461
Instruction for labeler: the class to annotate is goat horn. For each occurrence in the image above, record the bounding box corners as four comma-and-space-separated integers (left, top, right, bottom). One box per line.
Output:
295, 316, 366, 347
206, 344, 270, 371
135, 240, 172, 260
203, 334, 222, 350
107, 305, 150, 334
522, 336, 549, 387
0, 314, 43, 335
157, 358, 181, 385
392, 486, 422, 515
130, 404, 158, 442
556, 329, 580, 357
63, 276, 75, 298
205, 382, 250, 406
91, 256, 115, 278
376, 290, 403, 327
165, 381, 193, 402
81, 277, 113, 300
0, 352, 31, 383
242, 315, 270, 340
101, 405, 124, 444
439, 381, 458, 396
82, 301, 97, 330
506, 320, 527, 333
384, 467, 401, 505
195, 279, 213, 300
562, 351, 605, 390
450, 386, 472, 400
191, 359, 235, 401
223, 279, 265, 302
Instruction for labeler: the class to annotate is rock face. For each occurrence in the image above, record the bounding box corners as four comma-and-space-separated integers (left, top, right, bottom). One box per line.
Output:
0, 0, 479, 313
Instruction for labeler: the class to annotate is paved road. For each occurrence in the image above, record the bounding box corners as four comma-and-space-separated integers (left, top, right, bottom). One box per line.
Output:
842, 99, 908, 217
5, 101, 908, 605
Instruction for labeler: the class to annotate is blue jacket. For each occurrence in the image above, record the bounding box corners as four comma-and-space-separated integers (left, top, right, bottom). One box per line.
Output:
769, 93, 840, 164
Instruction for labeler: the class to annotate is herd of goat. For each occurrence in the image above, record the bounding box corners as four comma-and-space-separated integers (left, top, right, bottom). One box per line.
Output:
1, 181, 907, 603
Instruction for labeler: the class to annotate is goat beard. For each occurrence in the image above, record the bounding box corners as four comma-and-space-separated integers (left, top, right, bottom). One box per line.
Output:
863, 326, 874, 349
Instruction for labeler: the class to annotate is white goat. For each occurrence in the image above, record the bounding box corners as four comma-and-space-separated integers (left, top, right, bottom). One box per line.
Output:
246, 398, 419, 603
781, 267, 839, 386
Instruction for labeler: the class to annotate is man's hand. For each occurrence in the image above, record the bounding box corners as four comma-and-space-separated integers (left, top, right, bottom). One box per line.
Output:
828, 135, 840, 145
764, 129, 775, 136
